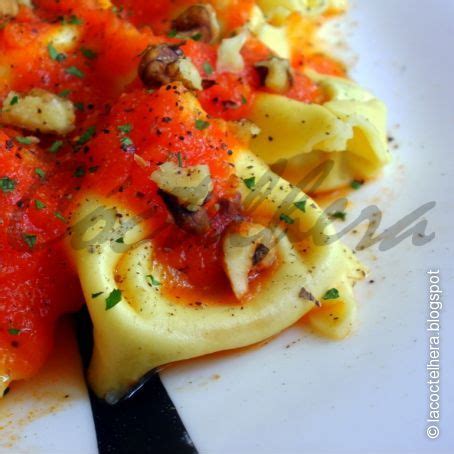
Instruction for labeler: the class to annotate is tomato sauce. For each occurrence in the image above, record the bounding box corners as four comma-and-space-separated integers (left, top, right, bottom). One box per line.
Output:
0, 130, 83, 384
0, 0, 348, 388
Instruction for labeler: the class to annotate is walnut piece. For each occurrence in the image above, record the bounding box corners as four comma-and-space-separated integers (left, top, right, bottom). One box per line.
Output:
255, 56, 293, 93
1, 89, 75, 135
222, 223, 277, 299
172, 4, 220, 43
138, 44, 202, 91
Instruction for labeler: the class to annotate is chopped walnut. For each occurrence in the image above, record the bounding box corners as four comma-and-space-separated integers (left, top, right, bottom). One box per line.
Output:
160, 191, 211, 235
138, 44, 202, 90
223, 223, 277, 299
172, 4, 220, 43
151, 161, 213, 209
1, 89, 75, 135
255, 57, 293, 93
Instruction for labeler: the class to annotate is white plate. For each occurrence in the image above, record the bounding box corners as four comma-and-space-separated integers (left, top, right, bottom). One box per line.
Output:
1, 1, 453, 453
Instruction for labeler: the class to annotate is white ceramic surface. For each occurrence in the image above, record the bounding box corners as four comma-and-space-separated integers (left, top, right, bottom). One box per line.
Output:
1, 1, 453, 453
0, 320, 98, 453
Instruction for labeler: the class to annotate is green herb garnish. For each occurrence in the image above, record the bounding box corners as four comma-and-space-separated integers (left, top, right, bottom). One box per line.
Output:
146, 275, 161, 287
16, 136, 32, 145
63, 15, 83, 25
195, 119, 210, 130
48, 140, 64, 153
294, 200, 307, 213
0, 177, 16, 193
120, 136, 133, 147
323, 288, 340, 300
280, 213, 294, 224
58, 89, 72, 98
242, 177, 256, 190
35, 199, 46, 210
23, 233, 37, 249
65, 66, 85, 79
76, 126, 96, 145
9, 95, 19, 106
105, 288, 122, 310
351, 180, 363, 190
47, 43, 66, 62
54, 212, 67, 222
118, 123, 133, 134
8, 328, 20, 335
35, 168, 46, 179
203, 62, 213, 75
329, 211, 347, 221
80, 47, 97, 59
74, 166, 86, 178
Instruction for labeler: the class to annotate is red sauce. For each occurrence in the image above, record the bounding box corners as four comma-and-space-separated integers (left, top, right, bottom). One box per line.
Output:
0, 0, 348, 387
0, 130, 83, 382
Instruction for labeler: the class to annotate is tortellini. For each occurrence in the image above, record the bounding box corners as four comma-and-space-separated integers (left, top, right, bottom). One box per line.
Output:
248, 71, 390, 192
68, 150, 365, 401
248, 5, 292, 59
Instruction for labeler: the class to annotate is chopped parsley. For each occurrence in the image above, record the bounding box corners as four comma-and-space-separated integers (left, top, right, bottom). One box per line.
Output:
115, 237, 124, 244
146, 275, 161, 287
0, 177, 16, 193
63, 15, 83, 25
35, 168, 46, 180
241, 95, 247, 105
8, 328, 21, 335
242, 176, 256, 190
105, 288, 122, 310
329, 211, 347, 221
195, 119, 210, 130
167, 29, 178, 38
23, 233, 37, 249
80, 47, 97, 59
58, 89, 72, 98
76, 126, 96, 145
203, 62, 213, 75
65, 66, 85, 79
47, 43, 66, 62
91, 291, 104, 299
74, 166, 86, 178
191, 33, 202, 41
48, 140, 64, 153
9, 95, 19, 106
323, 288, 340, 300
294, 200, 307, 213
34, 199, 46, 210
74, 102, 85, 112
117, 123, 133, 134
120, 136, 133, 147
111, 5, 124, 14
54, 212, 67, 223
351, 180, 364, 190
280, 213, 295, 225
16, 136, 33, 145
